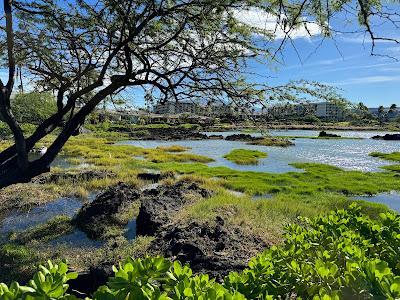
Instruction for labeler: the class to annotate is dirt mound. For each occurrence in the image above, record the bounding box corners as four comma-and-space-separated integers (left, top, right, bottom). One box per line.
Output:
150, 216, 269, 279
32, 170, 114, 184
136, 180, 211, 236
74, 183, 140, 239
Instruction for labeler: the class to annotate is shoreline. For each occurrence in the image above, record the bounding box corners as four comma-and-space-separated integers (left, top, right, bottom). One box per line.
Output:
205, 124, 400, 132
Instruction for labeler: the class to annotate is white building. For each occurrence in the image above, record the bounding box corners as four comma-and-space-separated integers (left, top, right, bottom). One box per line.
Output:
315, 102, 345, 121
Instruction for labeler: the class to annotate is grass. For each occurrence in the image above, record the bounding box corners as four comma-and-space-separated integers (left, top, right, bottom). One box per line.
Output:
370, 151, 400, 162
382, 164, 400, 173
156, 145, 191, 152
128, 160, 400, 197
176, 185, 388, 244
248, 137, 294, 147
223, 149, 267, 165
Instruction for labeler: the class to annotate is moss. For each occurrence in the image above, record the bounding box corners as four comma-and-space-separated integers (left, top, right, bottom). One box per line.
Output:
223, 149, 267, 165
248, 137, 294, 147
370, 151, 400, 162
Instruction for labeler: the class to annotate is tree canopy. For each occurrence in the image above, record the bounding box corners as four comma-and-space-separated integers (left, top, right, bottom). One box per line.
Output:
0, 0, 398, 188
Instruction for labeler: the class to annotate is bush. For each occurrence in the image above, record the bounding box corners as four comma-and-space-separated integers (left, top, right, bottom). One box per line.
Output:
1, 205, 399, 299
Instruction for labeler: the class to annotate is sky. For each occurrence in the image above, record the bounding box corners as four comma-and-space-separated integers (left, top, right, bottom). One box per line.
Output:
1, 4, 400, 109
235, 8, 400, 108
252, 36, 400, 108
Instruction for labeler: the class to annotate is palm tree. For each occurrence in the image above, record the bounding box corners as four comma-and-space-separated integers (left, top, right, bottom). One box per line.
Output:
378, 106, 386, 124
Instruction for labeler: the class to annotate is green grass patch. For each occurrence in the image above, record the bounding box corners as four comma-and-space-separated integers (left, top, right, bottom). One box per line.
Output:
370, 151, 400, 162
223, 149, 267, 165
382, 164, 400, 173
128, 160, 400, 197
156, 145, 191, 152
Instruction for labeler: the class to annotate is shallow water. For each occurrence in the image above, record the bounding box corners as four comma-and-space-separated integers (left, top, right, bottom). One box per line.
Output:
119, 130, 400, 173
0, 197, 84, 235
351, 192, 400, 213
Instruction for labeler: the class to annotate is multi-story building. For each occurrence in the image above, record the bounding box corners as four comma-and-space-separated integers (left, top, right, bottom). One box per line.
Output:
315, 102, 345, 121
153, 101, 201, 115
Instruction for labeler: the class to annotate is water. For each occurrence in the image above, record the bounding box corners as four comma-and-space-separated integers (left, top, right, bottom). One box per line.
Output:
0, 190, 137, 245
119, 130, 400, 173
0, 197, 84, 234
351, 192, 400, 213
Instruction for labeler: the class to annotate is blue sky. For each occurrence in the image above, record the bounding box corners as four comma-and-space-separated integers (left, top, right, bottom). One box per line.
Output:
257, 35, 400, 108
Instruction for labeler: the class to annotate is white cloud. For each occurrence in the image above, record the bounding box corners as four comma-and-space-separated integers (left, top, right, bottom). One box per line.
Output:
232, 8, 322, 39
332, 75, 400, 86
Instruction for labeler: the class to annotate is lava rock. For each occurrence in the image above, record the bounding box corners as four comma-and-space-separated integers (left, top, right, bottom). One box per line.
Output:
130, 127, 208, 140
32, 170, 114, 184
318, 131, 341, 138
225, 134, 257, 142
208, 135, 224, 140
73, 183, 140, 239
150, 217, 269, 280
136, 180, 211, 236
372, 134, 400, 140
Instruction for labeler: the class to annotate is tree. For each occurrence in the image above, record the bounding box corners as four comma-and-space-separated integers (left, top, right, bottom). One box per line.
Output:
378, 105, 386, 123
11, 92, 57, 125
0, 0, 398, 188
388, 103, 398, 121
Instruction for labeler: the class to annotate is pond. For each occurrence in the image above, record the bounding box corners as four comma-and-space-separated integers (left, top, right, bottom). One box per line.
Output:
119, 130, 400, 173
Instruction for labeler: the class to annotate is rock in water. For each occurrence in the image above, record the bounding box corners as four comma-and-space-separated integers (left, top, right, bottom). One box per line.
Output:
318, 131, 341, 138
372, 134, 400, 140
74, 183, 140, 239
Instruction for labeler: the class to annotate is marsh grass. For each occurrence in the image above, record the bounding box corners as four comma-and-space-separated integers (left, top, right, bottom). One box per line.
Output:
156, 145, 191, 152
370, 151, 400, 162
223, 149, 267, 165
128, 160, 400, 197
177, 188, 389, 244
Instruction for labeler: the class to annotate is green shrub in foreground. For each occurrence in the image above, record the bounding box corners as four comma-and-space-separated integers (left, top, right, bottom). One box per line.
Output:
1, 205, 399, 299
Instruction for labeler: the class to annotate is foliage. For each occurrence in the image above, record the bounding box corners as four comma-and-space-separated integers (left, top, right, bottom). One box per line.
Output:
1, 205, 399, 299
224, 149, 267, 165
225, 204, 400, 299
11, 93, 57, 125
